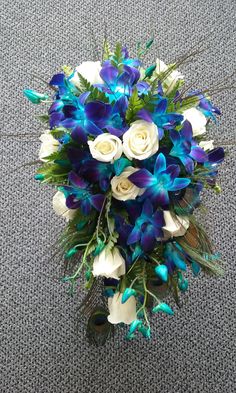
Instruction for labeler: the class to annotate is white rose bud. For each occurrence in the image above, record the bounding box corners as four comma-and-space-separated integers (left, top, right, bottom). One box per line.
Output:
111, 166, 145, 201
92, 247, 126, 280
88, 133, 123, 163
107, 292, 137, 325
123, 120, 159, 160
199, 140, 214, 151
162, 211, 189, 238
183, 108, 207, 137
39, 130, 59, 162
52, 191, 76, 222
69, 61, 103, 88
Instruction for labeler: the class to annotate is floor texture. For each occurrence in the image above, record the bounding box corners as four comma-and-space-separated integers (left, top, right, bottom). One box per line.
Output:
1, 0, 236, 392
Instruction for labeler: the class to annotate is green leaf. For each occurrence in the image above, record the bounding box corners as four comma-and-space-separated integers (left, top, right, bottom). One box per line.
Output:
110, 42, 123, 70
125, 88, 144, 124
103, 39, 112, 61
36, 114, 50, 124
77, 72, 109, 103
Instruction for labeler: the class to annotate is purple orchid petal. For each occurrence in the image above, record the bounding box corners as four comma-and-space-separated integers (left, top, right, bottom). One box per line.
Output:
85, 102, 112, 122
152, 211, 165, 227
181, 120, 193, 140
142, 199, 153, 217
49, 73, 65, 86
49, 100, 64, 114
105, 125, 124, 137
127, 226, 141, 245
69, 171, 88, 189
61, 118, 78, 129
157, 81, 164, 95
158, 127, 164, 139
90, 194, 105, 211
136, 81, 150, 94
123, 65, 140, 84
137, 108, 153, 123
179, 156, 194, 174
169, 177, 191, 191
81, 199, 92, 215
190, 145, 207, 163
78, 91, 91, 106
154, 188, 170, 206
100, 65, 119, 85
66, 195, 80, 209
154, 153, 166, 176
165, 164, 180, 180
113, 96, 128, 118
85, 120, 103, 136
129, 169, 156, 188
155, 99, 168, 114
49, 112, 64, 128
141, 225, 156, 252
169, 130, 181, 144
208, 147, 224, 164
71, 126, 87, 143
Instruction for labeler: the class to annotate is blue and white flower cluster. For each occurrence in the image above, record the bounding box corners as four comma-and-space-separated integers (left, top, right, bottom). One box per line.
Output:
24, 41, 224, 341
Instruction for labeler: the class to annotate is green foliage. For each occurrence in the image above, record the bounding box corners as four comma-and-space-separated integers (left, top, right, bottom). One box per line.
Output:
110, 42, 123, 70
77, 72, 109, 103
36, 114, 50, 124
102, 39, 112, 61
36, 161, 70, 185
125, 88, 144, 124
50, 127, 69, 139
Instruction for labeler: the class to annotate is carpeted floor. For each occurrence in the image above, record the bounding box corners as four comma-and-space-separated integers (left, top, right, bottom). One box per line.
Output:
1, 0, 236, 392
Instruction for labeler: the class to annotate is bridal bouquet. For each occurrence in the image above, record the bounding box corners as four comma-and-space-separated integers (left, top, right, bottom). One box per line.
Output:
24, 39, 224, 344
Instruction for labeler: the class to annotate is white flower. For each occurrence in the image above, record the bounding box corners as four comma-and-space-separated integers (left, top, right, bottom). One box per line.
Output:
88, 133, 123, 163
52, 191, 76, 221
199, 140, 214, 151
111, 166, 145, 201
183, 108, 207, 137
155, 58, 184, 93
69, 61, 103, 88
162, 211, 189, 238
123, 120, 159, 160
92, 247, 126, 280
107, 292, 137, 325
39, 130, 59, 161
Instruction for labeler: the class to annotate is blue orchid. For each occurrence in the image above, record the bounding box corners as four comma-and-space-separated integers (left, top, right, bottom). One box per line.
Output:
128, 153, 191, 206
60, 171, 105, 215
137, 98, 184, 139
169, 120, 207, 173
127, 199, 164, 252
98, 63, 141, 99
203, 147, 225, 185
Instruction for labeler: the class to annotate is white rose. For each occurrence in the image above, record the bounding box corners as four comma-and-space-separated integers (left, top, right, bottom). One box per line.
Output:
111, 166, 145, 201
162, 211, 189, 239
69, 61, 103, 88
123, 120, 159, 160
183, 108, 207, 137
92, 247, 125, 280
199, 140, 214, 151
52, 191, 76, 222
155, 58, 184, 93
88, 133, 123, 163
107, 292, 137, 325
39, 130, 59, 162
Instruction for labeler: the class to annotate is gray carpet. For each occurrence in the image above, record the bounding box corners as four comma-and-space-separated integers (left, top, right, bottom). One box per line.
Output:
1, 0, 236, 392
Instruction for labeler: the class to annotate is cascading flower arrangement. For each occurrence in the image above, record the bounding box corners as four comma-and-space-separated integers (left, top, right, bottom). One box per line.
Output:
24, 39, 225, 344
